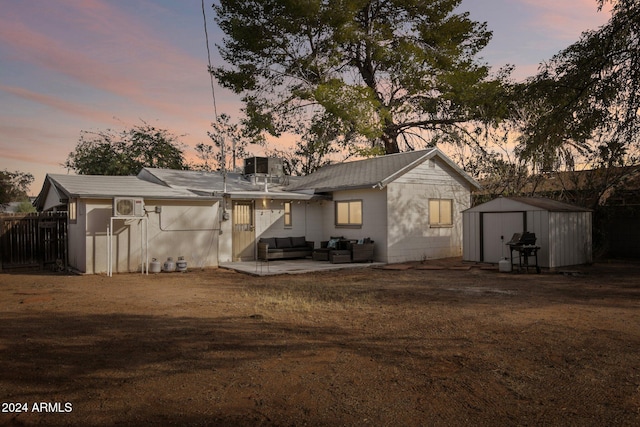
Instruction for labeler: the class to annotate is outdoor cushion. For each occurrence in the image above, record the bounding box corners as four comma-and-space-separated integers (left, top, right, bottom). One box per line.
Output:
327, 238, 340, 249
291, 236, 307, 248
275, 237, 292, 248
260, 237, 277, 248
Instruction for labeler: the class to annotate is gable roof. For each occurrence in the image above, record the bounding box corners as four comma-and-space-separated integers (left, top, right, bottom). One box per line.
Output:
34, 174, 214, 211
284, 148, 480, 193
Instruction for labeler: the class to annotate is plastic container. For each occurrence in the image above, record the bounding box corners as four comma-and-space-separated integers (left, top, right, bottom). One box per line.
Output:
498, 258, 512, 273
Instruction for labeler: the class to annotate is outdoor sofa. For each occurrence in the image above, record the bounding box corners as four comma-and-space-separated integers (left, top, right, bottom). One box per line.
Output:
258, 236, 314, 260
312, 237, 375, 263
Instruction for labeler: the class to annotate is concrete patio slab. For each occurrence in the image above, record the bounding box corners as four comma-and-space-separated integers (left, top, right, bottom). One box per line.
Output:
219, 259, 385, 276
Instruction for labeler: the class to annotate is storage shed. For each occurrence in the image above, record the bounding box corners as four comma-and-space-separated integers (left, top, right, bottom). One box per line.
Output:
463, 197, 592, 268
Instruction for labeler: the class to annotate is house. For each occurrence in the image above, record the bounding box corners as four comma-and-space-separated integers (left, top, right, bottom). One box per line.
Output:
283, 149, 481, 263
137, 165, 324, 263
34, 148, 480, 273
34, 174, 220, 274
463, 197, 592, 268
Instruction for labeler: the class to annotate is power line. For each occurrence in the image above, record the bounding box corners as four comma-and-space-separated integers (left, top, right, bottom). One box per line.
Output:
202, 0, 218, 121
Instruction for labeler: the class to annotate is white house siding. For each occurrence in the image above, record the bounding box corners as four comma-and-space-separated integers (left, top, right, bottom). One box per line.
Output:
68, 205, 87, 273
80, 199, 219, 274
322, 189, 388, 261
255, 199, 323, 250
257, 199, 322, 243
386, 159, 472, 263
218, 198, 234, 263
216, 198, 324, 263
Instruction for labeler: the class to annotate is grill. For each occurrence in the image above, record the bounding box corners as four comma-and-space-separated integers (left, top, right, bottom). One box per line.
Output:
506, 232, 541, 273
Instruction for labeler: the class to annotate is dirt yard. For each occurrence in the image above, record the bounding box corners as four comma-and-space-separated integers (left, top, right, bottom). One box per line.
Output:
1, 260, 639, 426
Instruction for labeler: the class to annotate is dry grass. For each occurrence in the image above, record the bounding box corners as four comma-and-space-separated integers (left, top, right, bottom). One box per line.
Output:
242, 275, 379, 312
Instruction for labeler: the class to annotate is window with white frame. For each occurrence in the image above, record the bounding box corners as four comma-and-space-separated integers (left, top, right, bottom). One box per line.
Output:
283, 201, 292, 227
428, 198, 453, 227
335, 200, 362, 227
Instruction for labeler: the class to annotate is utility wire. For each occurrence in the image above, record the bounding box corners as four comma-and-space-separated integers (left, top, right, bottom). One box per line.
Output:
202, 0, 218, 121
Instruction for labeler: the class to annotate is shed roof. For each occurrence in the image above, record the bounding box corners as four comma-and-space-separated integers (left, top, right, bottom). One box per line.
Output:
285, 148, 481, 193
464, 196, 592, 213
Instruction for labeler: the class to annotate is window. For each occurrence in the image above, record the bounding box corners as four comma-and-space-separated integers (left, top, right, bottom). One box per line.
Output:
335, 200, 362, 227
429, 199, 453, 227
283, 201, 292, 227
68, 199, 77, 223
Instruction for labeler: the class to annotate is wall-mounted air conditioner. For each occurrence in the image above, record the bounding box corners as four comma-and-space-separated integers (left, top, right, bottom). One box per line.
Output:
113, 197, 145, 217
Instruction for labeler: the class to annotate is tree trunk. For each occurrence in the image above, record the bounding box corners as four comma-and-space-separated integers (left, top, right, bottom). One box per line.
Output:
381, 126, 400, 154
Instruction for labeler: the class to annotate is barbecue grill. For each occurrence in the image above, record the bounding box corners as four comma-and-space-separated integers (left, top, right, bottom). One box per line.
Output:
506, 232, 541, 273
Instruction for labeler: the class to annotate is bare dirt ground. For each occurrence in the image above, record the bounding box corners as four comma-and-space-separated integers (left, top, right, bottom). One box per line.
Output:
1, 259, 639, 426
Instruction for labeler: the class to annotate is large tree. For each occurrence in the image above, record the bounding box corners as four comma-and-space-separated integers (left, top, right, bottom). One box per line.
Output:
518, 0, 640, 170
0, 169, 34, 206
65, 122, 188, 175
212, 0, 508, 154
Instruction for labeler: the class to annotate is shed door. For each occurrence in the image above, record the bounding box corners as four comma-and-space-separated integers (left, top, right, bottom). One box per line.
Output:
232, 201, 255, 261
482, 212, 524, 263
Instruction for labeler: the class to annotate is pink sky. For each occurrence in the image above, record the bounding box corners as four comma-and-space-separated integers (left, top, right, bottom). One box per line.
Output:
0, 0, 611, 194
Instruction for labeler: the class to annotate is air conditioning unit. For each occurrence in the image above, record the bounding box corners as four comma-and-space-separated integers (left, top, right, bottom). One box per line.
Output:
113, 197, 145, 217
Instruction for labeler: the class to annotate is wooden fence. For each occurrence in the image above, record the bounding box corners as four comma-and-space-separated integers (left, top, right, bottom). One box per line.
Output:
0, 212, 68, 271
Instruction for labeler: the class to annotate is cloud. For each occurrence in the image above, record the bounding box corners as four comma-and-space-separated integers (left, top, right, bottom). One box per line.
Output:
520, 0, 611, 41
0, 0, 214, 122
0, 85, 122, 124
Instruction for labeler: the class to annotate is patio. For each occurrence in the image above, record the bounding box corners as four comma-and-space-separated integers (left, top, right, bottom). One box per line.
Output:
219, 259, 385, 276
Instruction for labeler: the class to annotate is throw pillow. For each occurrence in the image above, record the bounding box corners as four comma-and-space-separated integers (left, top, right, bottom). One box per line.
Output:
275, 237, 292, 248
291, 236, 307, 248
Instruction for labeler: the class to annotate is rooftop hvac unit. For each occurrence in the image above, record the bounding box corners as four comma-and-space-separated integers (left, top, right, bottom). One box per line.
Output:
244, 157, 284, 176
113, 197, 145, 217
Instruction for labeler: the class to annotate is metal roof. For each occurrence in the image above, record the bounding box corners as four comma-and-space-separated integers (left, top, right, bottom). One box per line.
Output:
42, 174, 212, 200
506, 197, 592, 212
284, 148, 481, 193
464, 196, 592, 213
139, 168, 259, 193
139, 168, 322, 200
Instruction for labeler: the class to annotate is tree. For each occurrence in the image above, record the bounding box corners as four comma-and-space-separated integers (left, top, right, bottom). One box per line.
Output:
196, 113, 256, 172
212, 0, 509, 154
64, 122, 188, 175
0, 170, 34, 207
265, 116, 341, 175
518, 0, 640, 170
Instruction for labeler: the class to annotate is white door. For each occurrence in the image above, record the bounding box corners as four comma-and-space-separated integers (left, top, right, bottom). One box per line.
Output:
482, 212, 524, 263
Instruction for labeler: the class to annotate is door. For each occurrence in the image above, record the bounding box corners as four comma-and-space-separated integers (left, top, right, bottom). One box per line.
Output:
232, 201, 255, 261
482, 212, 524, 263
